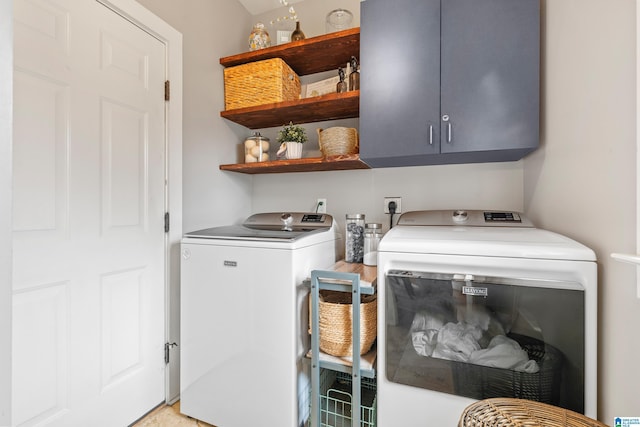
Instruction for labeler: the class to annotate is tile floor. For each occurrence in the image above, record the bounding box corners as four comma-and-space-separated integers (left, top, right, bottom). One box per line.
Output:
132, 401, 215, 427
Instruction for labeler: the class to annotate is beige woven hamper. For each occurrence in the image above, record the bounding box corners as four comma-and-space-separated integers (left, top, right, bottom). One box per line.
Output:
458, 398, 608, 427
310, 290, 377, 357
223, 58, 300, 110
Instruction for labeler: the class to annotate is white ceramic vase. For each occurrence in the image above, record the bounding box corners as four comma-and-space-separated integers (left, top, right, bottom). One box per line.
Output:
285, 141, 303, 159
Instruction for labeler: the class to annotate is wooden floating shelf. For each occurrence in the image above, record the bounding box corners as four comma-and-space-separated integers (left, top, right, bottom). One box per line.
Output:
219, 154, 370, 174
219, 91, 359, 129
220, 28, 360, 76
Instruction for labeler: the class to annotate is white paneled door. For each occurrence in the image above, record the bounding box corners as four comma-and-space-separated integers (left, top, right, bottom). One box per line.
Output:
13, 0, 167, 425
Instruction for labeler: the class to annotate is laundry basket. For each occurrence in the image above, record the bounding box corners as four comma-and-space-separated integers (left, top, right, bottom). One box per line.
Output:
311, 290, 377, 357
458, 398, 607, 427
453, 333, 564, 404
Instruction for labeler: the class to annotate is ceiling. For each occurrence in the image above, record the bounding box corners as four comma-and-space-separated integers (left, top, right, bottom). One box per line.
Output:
237, 0, 305, 16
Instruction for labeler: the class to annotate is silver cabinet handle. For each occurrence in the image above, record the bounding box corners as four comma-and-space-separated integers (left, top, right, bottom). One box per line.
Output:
442, 115, 451, 143
429, 125, 433, 145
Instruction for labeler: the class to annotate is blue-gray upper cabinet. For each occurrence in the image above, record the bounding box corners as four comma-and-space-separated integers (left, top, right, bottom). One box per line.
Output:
359, 0, 540, 168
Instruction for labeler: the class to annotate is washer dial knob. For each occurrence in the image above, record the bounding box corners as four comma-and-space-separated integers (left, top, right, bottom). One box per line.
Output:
280, 213, 293, 231
452, 210, 469, 223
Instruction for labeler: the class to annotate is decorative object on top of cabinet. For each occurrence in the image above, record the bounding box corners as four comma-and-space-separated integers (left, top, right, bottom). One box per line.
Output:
326, 8, 354, 33
359, 0, 540, 168
291, 21, 305, 41
317, 127, 359, 157
223, 58, 300, 110
248, 22, 271, 51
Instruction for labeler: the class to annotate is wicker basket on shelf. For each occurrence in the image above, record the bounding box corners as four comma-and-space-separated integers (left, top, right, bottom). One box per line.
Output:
310, 290, 377, 357
223, 58, 300, 110
317, 127, 359, 157
458, 398, 607, 427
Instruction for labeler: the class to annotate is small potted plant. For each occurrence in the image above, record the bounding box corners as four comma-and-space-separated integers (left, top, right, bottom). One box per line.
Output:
276, 122, 307, 159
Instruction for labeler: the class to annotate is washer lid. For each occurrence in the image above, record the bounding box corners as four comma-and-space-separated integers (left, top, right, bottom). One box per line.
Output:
380, 210, 596, 262
184, 212, 334, 242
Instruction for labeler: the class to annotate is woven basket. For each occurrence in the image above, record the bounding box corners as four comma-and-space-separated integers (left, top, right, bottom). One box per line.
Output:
311, 290, 377, 357
458, 398, 607, 427
317, 127, 359, 157
223, 58, 300, 110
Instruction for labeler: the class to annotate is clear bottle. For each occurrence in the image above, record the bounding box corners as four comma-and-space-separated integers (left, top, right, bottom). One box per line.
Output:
345, 214, 365, 263
363, 223, 383, 266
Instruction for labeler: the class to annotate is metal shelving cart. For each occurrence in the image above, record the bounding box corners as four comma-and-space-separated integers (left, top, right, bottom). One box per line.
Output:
309, 267, 377, 427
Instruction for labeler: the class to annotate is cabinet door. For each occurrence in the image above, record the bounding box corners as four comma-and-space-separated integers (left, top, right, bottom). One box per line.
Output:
440, 0, 539, 157
359, 0, 441, 167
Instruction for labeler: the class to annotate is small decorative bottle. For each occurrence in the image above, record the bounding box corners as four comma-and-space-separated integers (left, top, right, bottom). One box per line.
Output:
291, 21, 306, 41
349, 56, 360, 91
336, 67, 347, 93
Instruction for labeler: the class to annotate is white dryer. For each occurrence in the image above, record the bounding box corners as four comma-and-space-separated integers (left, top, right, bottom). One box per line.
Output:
376, 210, 597, 426
180, 213, 340, 427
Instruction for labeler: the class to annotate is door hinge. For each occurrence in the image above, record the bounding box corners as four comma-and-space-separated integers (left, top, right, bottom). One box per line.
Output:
164, 80, 170, 101
165, 342, 178, 364
164, 212, 170, 233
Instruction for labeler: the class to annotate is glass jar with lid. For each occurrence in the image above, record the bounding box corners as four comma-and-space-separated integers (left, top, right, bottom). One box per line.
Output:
249, 22, 271, 51
345, 214, 365, 263
244, 132, 270, 163
326, 9, 353, 33
363, 223, 383, 266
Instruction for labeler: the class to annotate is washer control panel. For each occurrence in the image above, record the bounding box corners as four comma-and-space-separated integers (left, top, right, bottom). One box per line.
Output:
397, 210, 533, 227
483, 211, 521, 223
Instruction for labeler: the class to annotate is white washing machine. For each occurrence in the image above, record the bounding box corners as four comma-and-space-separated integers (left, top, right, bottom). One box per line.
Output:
376, 210, 597, 426
180, 213, 340, 427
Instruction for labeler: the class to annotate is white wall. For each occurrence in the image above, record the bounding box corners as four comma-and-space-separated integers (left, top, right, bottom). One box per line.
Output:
134, 0, 254, 233
0, 1, 12, 424
524, 0, 638, 422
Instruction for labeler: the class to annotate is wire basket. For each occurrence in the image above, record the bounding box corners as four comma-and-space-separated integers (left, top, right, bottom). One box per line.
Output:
310, 370, 377, 427
317, 127, 359, 157
311, 290, 377, 357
